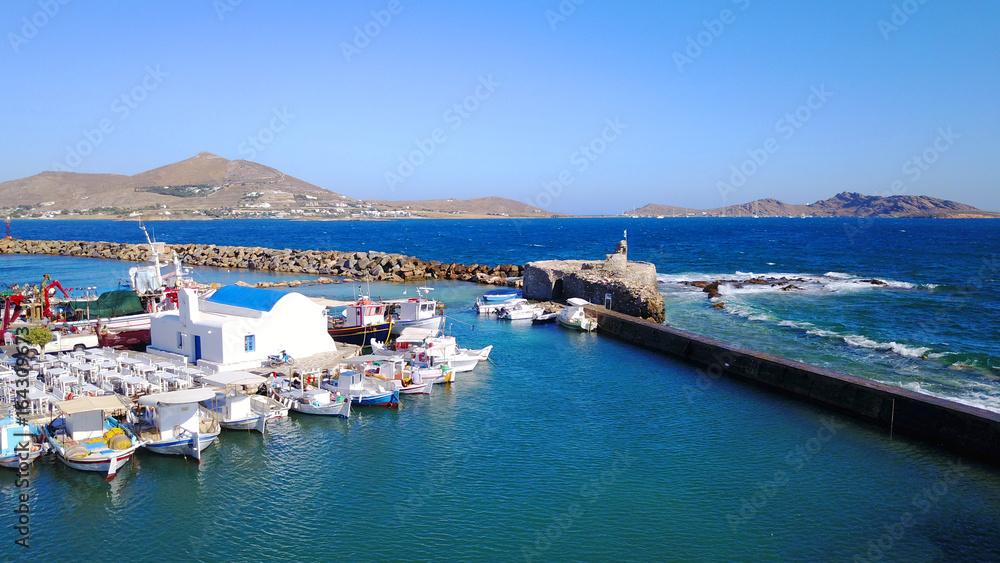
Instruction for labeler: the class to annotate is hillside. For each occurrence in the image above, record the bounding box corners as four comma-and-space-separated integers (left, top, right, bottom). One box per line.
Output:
0, 152, 356, 217
0, 153, 553, 219
632, 192, 998, 219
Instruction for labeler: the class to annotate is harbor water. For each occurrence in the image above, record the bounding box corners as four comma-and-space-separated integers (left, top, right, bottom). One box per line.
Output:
2, 218, 999, 561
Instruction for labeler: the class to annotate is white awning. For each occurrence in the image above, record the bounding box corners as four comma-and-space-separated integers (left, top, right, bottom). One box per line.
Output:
566, 297, 591, 306
201, 371, 267, 388
56, 394, 131, 415
340, 354, 397, 364
395, 327, 438, 343
138, 387, 217, 406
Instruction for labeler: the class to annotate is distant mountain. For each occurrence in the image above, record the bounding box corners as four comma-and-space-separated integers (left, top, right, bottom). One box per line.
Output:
631, 192, 997, 219
0, 153, 550, 218
369, 196, 551, 217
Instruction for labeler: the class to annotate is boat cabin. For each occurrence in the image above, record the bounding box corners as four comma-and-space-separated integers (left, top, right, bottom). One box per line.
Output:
331, 301, 388, 329
55, 395, 132, 441
137, 388, 217, 440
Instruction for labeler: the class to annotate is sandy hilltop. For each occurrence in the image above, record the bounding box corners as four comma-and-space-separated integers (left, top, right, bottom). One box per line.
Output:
0, 152, 994, 219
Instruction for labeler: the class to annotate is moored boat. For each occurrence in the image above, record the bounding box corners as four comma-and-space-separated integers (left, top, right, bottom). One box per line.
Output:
269, 374, 351, 418
43, 395, 142, 479
200, 371, 288, 434
323, 362, 400, 407
482, 288, 522, 301
327, 299, 393, 347
557, 298, 598, 332
385, 287, 444, 336
532, 312, 558, 325
127, 388, 221, 461
1, 409, 44, 469
497, 301, 544, 321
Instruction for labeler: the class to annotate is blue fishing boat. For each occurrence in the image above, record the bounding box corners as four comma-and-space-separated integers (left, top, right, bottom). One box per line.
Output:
327, 299, 393, 347
1, 409, 44, 469
322, 365, 400, 407
482, 288, 522, 301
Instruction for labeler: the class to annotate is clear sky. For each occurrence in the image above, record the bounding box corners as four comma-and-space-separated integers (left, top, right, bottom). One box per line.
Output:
2, 0, 998, 215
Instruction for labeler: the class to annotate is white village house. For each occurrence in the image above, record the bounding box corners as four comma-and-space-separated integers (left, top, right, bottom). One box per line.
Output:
148, 286, 336, 371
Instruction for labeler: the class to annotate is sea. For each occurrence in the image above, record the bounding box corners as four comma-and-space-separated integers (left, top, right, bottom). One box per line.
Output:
1, 217, 999, 561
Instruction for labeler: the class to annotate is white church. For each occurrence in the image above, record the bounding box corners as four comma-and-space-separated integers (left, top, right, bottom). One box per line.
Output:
148, 285, 336, 371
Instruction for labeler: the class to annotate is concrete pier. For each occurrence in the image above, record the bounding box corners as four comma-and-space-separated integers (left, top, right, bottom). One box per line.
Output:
589, 305, 1000, 466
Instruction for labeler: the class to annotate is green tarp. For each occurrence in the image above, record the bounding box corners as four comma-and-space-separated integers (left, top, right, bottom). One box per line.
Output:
64, 290, 145, 319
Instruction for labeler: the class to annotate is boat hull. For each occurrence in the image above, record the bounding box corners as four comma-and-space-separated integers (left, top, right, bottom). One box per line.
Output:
97, 328, 151, 351
352, 389, 400, 406
143, 432, 219, 457
55, 450, 135, 475
558, 318, 597, 332
287, 400, 351, 418
0, 447, 43, 469
390, 315, 443, 336
328, 321, 393, 347
219, 417, 264, 431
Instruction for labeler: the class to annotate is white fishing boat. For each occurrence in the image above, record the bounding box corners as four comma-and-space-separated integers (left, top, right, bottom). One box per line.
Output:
1, 409, 44, 469
557, 298, 598, 332
497, 300, 544, 321
270, 375, 351, 418
458, 344, 494, 362
475, 297, 525, 316
323, 363, 400, 407
340, 355, 434, 395
380, 328, 483, 373
127, 388, 221, 461
43, 395, 142, 479
200, 371, 288, 434
385, 287, 444, 336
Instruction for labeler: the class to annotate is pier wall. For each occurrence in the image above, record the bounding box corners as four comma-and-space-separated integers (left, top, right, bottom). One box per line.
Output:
589, 306, 1000, 465
0, 238, 521, 286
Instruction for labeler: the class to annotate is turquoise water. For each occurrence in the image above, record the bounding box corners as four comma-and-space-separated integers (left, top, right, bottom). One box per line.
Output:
2, 218, 1000, 561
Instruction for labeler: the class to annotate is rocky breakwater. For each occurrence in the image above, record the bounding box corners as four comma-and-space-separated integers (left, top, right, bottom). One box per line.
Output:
522, 239, 665, 323
0, 238, 523, 286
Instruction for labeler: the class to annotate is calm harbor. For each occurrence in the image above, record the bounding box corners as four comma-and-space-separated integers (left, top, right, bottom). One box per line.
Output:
2, 218, 1000, 561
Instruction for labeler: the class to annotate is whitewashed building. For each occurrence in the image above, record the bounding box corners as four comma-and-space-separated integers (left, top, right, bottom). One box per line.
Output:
149, 286, 336, 370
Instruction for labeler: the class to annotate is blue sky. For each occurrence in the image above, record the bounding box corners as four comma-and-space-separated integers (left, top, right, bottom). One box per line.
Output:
1, 0, 998, 214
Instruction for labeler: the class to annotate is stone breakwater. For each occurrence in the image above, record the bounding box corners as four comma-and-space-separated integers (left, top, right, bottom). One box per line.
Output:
0, 238, 523, 286
523, 239, 666, 323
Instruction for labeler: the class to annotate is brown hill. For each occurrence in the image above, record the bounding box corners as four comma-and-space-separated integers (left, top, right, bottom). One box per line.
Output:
0, 152, 354, 213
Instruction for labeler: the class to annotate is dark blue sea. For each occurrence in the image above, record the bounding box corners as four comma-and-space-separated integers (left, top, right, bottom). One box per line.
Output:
2, 217, 999, 561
